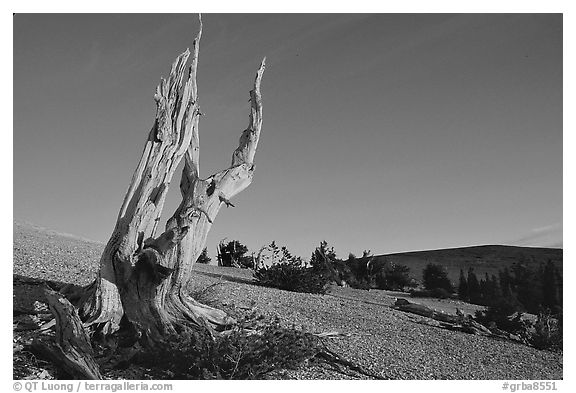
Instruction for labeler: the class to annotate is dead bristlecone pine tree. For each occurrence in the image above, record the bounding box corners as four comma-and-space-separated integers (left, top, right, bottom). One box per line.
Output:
38, 17, 266, 378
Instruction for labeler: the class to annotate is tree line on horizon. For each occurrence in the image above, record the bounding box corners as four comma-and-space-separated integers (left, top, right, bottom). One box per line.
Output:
199, 239, 416, 292
201, 240, 562, 317
195, 239, 562, 351
456, 260, 562, 316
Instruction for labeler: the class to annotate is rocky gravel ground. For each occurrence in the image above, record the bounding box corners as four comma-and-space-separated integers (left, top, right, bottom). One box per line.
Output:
13, 222, 563, 380
13, 222, 101, 285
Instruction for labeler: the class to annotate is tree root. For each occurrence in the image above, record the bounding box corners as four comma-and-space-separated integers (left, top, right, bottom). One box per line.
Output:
76, 279, 124, 336
165, 290, 236, 334
32, 289, 102, 379
29, 291, 382, 380
57, 276, 235, 345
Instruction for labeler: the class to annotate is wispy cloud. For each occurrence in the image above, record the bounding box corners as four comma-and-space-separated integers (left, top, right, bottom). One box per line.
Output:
508, 222, 563, 248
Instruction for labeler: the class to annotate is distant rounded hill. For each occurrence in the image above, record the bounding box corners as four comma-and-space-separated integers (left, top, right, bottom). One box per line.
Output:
13, 221, 562, 287
371, 245, 563, 283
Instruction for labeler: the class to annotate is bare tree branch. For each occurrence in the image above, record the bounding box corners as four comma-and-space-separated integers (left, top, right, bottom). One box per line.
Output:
232, 57, 266, 168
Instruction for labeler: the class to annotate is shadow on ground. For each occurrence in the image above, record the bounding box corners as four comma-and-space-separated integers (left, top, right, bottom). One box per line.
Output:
13, 274, 83, 316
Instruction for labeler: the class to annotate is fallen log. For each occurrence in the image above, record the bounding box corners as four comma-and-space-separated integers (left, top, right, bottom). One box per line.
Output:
392, 298, 528, 344
392, 298, 492, 336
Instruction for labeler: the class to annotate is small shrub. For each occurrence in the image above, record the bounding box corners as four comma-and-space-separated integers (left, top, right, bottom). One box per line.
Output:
196, 248, 211, 264
346, 277, 372, 290
135, 316, 321, 379
430, 287, 452, 299
254, 259, 329, 294
422, 263, 454, 293
529, 309, 562, 351
254, 242, 330, 294
376, 263, 412, 291
309, 241, 338, 272
217, 240, 253, 268
474, 297, 530, 335
342, 252, 375, 290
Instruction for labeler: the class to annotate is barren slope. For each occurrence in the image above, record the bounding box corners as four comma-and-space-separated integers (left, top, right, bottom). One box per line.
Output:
372, 245, 562, 283
13, 222, 562, 379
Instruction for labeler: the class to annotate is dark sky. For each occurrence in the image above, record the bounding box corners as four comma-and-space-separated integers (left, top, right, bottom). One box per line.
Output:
13, 14, 562, 258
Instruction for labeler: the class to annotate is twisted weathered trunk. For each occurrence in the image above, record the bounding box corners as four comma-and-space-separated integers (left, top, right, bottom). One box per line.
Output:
78, 18, 265, 344
34, 290, 103, 379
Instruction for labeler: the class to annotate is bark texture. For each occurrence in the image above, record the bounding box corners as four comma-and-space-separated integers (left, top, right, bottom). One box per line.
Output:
78, 18, 265, 343
34, 290, 102, 379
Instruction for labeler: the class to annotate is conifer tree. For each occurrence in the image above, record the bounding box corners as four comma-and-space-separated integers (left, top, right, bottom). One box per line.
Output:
541, 260, 560, 313
458, 269, 468, 301
467, 267, 481, 304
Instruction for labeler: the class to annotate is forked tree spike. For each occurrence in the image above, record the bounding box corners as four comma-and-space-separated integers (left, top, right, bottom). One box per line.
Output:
79, 16, 266, 342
